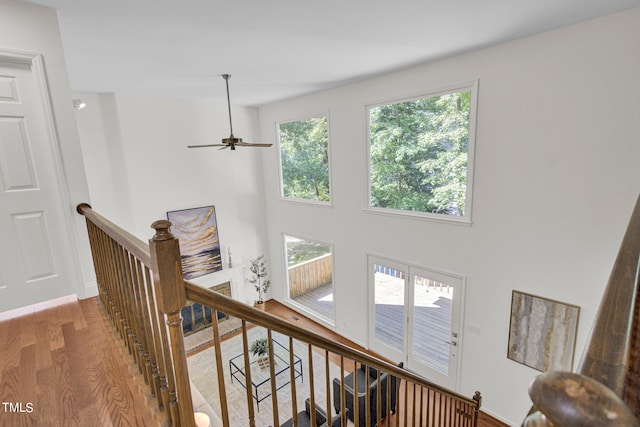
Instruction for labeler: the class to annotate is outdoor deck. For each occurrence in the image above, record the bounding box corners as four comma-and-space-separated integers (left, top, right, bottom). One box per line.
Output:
291, 281, 334, 320
291, 280, 452, 373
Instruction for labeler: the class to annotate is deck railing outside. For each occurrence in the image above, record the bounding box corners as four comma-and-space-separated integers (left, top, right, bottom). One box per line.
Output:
78, 203, 482, 426
288, 254, 333, 297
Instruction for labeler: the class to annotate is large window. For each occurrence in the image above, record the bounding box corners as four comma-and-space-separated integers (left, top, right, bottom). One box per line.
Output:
278, 115, 331, 203
367, 82, 477, 222
284, 234, 334, 322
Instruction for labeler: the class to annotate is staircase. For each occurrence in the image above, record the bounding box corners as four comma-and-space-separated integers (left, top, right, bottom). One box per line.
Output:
77, 203, 482, 427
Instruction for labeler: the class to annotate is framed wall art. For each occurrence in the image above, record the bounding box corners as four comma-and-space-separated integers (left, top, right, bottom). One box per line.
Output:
507, 290, 580, 372
167, 205, 222, 279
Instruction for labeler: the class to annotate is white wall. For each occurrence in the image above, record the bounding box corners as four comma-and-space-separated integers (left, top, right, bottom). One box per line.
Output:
74, 93, 135, 232
76, 93, 270, 304
0, 0, 95, 299
258, 8, 640, 425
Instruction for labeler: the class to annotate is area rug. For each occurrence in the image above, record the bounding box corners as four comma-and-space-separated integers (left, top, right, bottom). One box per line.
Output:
187, 326, 343, 426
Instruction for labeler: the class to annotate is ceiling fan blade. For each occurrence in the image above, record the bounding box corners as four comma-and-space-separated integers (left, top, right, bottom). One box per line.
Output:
187, 143, 227, 148
234, 141, 273, 148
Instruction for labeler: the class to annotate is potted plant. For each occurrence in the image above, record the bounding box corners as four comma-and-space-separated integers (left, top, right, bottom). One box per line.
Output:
250, 337, 271, 370
249, 255, 271, 308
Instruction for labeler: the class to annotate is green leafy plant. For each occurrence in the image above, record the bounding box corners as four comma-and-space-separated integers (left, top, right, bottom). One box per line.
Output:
250, 337, 269, 357
249, 255, 271, 304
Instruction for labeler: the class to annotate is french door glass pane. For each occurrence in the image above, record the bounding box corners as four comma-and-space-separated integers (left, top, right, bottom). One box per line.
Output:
373, 263, 405, 351
411, 275, 452, 374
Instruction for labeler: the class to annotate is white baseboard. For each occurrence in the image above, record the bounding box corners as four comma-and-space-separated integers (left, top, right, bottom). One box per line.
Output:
81, 280, 99, 299
0, 294, 77, 321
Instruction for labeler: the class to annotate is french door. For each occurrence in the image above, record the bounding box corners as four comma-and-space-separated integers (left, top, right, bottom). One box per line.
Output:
368, 256, 464, 390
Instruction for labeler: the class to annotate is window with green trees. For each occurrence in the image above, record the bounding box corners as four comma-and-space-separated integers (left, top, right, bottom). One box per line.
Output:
368, 82, 477, 221
278, 116, 331, 203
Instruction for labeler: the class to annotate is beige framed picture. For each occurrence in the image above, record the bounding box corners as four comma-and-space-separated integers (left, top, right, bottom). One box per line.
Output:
508, 290, 580, 372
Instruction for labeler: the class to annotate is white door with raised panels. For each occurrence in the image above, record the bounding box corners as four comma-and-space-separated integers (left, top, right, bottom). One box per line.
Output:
0, 53, 76, 312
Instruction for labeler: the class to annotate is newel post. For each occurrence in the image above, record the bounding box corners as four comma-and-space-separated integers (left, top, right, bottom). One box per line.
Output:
522, 371, 638, 427
149, 220, 195, 427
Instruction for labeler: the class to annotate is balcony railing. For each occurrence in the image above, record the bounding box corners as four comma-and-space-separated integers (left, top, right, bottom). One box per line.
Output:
77, 203, 482, 426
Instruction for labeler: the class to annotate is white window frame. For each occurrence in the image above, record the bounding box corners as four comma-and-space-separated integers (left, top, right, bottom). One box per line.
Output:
276, 112, 333, 206
365, 80, 479, 224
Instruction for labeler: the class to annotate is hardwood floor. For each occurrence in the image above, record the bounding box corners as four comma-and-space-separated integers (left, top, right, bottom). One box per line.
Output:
0, 297, 168, 427
0, 297, 508, 426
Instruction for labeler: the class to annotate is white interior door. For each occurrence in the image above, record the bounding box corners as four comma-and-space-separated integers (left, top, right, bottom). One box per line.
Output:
0, 54, 76, 312
369, 256, 464, 390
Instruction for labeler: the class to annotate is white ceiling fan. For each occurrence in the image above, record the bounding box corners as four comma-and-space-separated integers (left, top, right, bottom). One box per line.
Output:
187, 74, 272, 151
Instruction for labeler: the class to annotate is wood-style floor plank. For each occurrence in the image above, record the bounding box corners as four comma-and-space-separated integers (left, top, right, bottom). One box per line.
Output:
2, 317, 23, 372
0, 297, 169, 427
34, 320, 52, 371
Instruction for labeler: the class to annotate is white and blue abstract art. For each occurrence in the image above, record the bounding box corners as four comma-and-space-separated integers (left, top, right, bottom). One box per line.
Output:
167, 205, 222, 280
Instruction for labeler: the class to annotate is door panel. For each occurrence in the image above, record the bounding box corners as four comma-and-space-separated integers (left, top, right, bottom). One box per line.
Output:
0, 56, 75, 312
410, 274, 451, 373
12, 211, 56, 282
0, 116, 38, 190
370, 258, 407, 362
408, 269, 463, 389
368, 255, 464, 390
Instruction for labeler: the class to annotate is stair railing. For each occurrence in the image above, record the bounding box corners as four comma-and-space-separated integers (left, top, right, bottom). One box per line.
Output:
77, 204, 196, 427
523, 195, 640, 427
78, 203, 482, 427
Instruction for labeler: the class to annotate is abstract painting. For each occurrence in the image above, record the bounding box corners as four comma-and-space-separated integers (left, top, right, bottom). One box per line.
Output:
508, 290, 579, 372
167, 206, 222, 279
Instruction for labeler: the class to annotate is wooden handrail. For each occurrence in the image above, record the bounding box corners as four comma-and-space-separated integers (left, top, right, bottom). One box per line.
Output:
77, 203, 151, 266
184, 281, 481, 408
578, 194, 640, 393
523, 194, 640, 426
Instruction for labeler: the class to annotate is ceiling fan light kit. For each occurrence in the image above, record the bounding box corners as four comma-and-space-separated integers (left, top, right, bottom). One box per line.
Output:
187, 74, 272, 151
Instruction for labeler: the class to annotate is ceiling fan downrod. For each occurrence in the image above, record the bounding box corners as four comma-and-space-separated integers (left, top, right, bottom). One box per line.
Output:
222, 73, 234, 137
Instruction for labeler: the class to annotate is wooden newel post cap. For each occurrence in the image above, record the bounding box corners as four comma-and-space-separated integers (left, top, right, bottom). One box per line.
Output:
528, 371, 638, 427
151, 220, 174, 241
76, 202, 92, 215
473, 390, 482, 406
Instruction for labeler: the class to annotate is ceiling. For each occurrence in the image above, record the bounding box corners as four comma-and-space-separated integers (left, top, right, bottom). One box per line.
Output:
23, 0, 640, 106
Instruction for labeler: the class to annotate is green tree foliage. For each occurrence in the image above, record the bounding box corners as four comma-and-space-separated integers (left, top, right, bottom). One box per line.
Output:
369, 90, 470, 216
279, 116, 330, 202
285, 235, 331, 266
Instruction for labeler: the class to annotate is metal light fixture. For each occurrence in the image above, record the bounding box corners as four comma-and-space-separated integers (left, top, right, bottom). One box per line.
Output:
72, 98, 86, 110
187, 74, 272, 151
